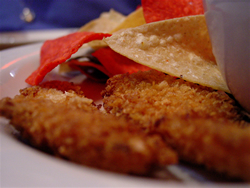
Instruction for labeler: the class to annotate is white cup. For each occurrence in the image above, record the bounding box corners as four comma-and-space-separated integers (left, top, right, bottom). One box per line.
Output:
203, 0, 250, 113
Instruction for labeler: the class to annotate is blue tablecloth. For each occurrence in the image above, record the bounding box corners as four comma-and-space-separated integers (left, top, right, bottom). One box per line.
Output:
0, 0, 141, 32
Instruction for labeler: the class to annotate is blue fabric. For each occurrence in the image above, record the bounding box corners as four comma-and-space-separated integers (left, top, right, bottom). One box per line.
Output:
0, 0, 141, 32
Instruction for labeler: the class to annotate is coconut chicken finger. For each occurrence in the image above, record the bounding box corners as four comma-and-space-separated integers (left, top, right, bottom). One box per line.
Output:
155, 116, 250, 181
102, 70, 248, 129
0, 81, 177, 175
101, 70, 250, 180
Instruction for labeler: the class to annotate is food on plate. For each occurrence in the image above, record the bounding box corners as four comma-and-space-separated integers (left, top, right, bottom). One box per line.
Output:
13, 80, 99, 111
91, 47, 150, 76
78, 9, 126, 33
59, 7, 147, 76
110, 7, 146, 33
104, 15, 229, 93
102, 70, 247, 129
64, 58, 111, 82
25, 32, 111, 86
102, 70, 250, 180
61, 47, 150, 81
141, 0, 204, 23
78, 9, 125, 50
78, 7, 146, 50
78, 7, 145, 34
1, 0, 250, 183
0, 81, 177, 174
27, 15, 229, 93
155, 117, 250, 181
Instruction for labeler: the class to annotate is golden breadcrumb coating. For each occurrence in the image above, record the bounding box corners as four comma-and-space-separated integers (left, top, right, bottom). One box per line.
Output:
0, 81, 177, 175
155, 116, 250, 181
102, 70, 247, 128
101, 70, 250, 180
17, 80, 99, 111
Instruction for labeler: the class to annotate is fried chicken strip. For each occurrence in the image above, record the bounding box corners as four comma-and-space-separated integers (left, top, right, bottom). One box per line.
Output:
17, 80, 99, 111
155, 116, 250, 181
101, 70, 250, 180
0, 81, 177, 175
102, 70, 248, 128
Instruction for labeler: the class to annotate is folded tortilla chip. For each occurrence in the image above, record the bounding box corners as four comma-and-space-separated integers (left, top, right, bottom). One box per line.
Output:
110, 7, 146, 33
79, 9, 126, 33
26, 32, 111, 86
80, 8, 146, 50
104, 15, 230, 93
141, 0, 204, 23
92, 47, 151, 76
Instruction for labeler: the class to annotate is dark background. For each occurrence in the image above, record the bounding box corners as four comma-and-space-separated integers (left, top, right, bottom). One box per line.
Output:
0, 0, 141, 32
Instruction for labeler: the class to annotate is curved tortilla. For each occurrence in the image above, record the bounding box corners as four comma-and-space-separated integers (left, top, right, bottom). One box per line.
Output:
79, 8, 146, 50
104, 15, 230, 93
79, 9, 126, 33
110, 7, 146, 33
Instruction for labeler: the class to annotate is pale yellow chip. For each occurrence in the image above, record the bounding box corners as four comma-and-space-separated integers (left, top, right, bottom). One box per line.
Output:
104, 15, 230, 93
110, 7, 146, 33
79, 8, 147, 50
58, 62, 75, 74
79, 9, 126, 33
78, 9, 126, 50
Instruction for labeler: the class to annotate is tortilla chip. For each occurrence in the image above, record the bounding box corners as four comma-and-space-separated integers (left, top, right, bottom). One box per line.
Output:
80, 8, 147, 50
58, 62, 76, 74
86, 40, 108, 50
141, 0, 204, 23
92, 47, 151, 76
78, 9, 125, 50
104, 15, 230, 93
110, 7, 146, 33
26, 32, 111, 86
79, 9, 126, 33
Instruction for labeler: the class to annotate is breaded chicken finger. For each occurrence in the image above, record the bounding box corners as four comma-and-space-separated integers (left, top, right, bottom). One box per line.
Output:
154, 116, 250, 181
101, 70, 250, 180
102, 70, 247, 129
0, 96, 177, 175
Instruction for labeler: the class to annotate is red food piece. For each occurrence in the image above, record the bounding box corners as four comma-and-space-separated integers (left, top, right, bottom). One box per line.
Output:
68, 59, 112, 77
92, 47, 151, 76
67, 59, 111, 82
141, 0, 204, 23
25, 32, 111, 85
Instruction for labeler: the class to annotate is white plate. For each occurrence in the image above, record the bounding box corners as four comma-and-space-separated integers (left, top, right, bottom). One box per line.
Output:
0, 28, 78, 50
0, 43, 247, 187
